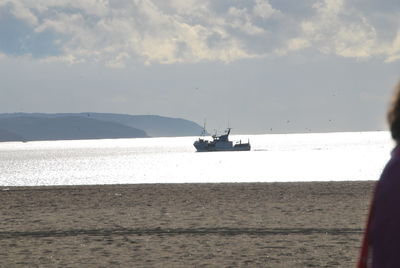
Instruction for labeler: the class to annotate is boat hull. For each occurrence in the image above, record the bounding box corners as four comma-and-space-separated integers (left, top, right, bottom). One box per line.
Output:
193, 140, 250, 152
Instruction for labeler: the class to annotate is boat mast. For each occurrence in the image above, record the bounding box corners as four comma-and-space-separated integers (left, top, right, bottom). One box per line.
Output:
201, 119, 207, 136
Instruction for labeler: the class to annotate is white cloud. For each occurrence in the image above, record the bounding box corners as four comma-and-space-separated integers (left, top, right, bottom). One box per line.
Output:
227, 7, 265, 35
9, 1, 38, 25
1, 0, 260, 65
167, 0, 209, 16
0, 0, 399, 66
253, 0, 281, 19
281, 0, 400, 62
294, 0, 376, 58
287, 38, 310, 52
383, 30, 400, 63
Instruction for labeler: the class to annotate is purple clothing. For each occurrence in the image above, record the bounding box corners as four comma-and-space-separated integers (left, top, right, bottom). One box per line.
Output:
370, 146, 400, 267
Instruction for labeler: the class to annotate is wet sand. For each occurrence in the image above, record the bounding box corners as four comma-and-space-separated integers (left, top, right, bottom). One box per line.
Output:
0, 181, 374, 267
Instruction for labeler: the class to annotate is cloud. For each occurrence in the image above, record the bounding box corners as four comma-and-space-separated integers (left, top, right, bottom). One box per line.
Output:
8, 0, 38, 26
286, 38, 310, 52
0, 0, 399, 66
300, 0, 376, 58
383, 30, 400, 63
280, 0, 400, 62
253, 0, 281, 19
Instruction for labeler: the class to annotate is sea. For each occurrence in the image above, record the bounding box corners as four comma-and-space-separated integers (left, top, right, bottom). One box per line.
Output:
0, 131, 394, 187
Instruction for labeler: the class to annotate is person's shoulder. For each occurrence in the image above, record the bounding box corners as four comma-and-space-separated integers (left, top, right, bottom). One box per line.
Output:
384, 146, 400, 174
379, 154, 400, 190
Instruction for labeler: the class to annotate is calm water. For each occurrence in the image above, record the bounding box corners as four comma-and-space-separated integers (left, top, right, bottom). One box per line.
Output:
0, 132, 394, 186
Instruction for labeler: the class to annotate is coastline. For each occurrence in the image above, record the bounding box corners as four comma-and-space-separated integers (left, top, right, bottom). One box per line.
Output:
1, 181, 375, 267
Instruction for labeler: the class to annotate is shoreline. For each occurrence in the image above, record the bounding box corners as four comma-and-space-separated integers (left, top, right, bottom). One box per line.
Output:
1, 179, 378, 189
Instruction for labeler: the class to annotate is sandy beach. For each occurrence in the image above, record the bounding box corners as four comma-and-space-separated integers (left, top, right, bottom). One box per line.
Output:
0, 181, 374, 267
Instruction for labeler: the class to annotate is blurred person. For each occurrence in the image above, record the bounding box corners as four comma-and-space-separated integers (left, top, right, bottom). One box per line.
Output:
359, 81, 400, 267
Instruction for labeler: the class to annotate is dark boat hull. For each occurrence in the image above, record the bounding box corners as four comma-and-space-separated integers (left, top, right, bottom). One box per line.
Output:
193, 140, 250, 152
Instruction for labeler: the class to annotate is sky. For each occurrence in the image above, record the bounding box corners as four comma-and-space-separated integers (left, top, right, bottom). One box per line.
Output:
0, 0, 399, 134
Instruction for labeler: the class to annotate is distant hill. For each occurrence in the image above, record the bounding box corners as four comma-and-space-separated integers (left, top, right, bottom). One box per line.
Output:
79, 113, 204, 137
0, 116, 148, 141
0, 113, 204, 141
0, 128, 25, 142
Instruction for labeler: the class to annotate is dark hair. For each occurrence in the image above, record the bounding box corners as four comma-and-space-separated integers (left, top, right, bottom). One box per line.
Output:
388, 82, 400, 143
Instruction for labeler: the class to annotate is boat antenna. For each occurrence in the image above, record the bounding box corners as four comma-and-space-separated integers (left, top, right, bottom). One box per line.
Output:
201, 119, 207, 136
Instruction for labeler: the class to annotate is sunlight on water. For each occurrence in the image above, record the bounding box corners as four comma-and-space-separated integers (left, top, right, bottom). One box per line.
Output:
0, 131, 394, 186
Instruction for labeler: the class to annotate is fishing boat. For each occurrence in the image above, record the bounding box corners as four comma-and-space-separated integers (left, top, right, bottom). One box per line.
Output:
193, 128, 250, 152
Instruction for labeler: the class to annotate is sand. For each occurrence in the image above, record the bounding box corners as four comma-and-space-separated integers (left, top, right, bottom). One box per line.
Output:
0, 181, 374, 267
